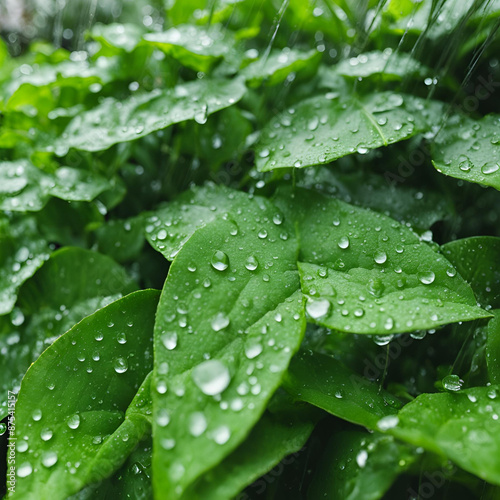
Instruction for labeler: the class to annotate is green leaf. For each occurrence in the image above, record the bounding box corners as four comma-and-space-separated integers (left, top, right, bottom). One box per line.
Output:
332, 50, 429, 81
255, 92, 440, 171
89, 23, 145, 54
487, 311, 500, 384
432, 114, 500, 190
0, 160, 112, 212
0, 247, 137, 420
441, 236, 500, 309
388, 385, 500, 485
0, 217, 50, 316
146, 184, 244, 260
10, 290, 159, 499
308, 431, 418, 500
283, 351, 403, 429
143, 24, 236, 72
152, 190, 305, 498
49, 78, 246, 155
242, 48, 321, 88
184, 412, 314, 500
280, 188, 490, 334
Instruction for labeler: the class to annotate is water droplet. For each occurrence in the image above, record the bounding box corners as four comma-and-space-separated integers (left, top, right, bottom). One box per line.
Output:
245, 255, 259, 271
356, 450, 368, 468
443, 374, 462, 391
161, 332, 178, 350
446, 267, 457, 277
156, 409, 170, 427
188, 412, 207, 437
0, 423, 6, 436
17, 440, 28, 452
212, 425, 231, 444
272, 213, 283, 225
116, 332, 127, 344
374, 251, 387, 264
41, 428, 53, 441
32, 409, 42, 421
258, 229, 268, 239
306, 298, 331, 319
377, 415, 399, 430
245, 342, 263, 359
42, 451, 58, 468
418, 271, 435, 285
211, 312, 230, 332
211, 250, 229, 271
17, 463, 33, 478
481, 161, 499, 175
192, 360, 230, 396
338, 236, 350, 249
67, 414, 81, 429
458, 157, 473, 172
114, 357, 128, 374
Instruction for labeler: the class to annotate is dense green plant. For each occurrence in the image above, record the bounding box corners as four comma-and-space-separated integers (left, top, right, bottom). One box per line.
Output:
1, 0, 500, 498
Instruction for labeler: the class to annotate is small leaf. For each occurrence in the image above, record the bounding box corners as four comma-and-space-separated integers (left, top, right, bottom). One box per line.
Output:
143, 24, 236, 72
283, 351, 402, 429
242, 48, 321, 87
0, 160, 111, 212
432, 114, 500, 190
388, 385, 500, 485
11, 290, 159, 499
308, 431, 418, 500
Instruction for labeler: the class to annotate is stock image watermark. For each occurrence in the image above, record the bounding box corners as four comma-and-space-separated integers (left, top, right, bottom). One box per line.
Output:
6, 390, 17, 494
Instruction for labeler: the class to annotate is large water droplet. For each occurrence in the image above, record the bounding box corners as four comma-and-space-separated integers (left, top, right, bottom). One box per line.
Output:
211, 250, 229, 271
188, 412, 207, 437
212, 425, 231, 444
481, 161, 499, 175
17, 462, 33, 478
338, 236, 350, 249
374, 250, 387, 264
114, 357, 129, 374
67, 414, 80, 429
245, 255, 259, 271
418, 271, 435, 285
211, 312, 230, 332
192, 360, 230, 396
306, 298, 331, 319
443, 374, 462, 391
42, 451, 58, 468
161, 332, 178, 350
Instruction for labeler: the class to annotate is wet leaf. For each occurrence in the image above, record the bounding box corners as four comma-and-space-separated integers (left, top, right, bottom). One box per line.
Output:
388, 385, 500, 485
49, 78, 246, 155
279, 188, 490, 334
284, 351, 403, 429
256, 92, 440, 171
432, 114, 500, 190
152, 190, 305, 498
0, 160, 111, 212
308, 431, 418, 500
143, 24, 236, 72
242, 48, 321, 87
0, 247, 137, 421
10, 290, 159, 499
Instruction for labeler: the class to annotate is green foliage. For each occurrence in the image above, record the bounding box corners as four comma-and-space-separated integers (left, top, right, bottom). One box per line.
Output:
2, 1, 500, 499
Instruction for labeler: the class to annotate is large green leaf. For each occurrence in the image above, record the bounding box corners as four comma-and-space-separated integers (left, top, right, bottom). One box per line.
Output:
283, 351, 403, 429
152, 189, 305, 499
255, 92, 440, 171
432, 114, 500, 190
0, 247, 137, 421
388, 385, 500, 485
0, 217, 50, 316
308, 431, 418, 500
278, 188, 490, 334
0, 160, 111, 212
49, 78, 246, 155
10, 290, 159, 499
